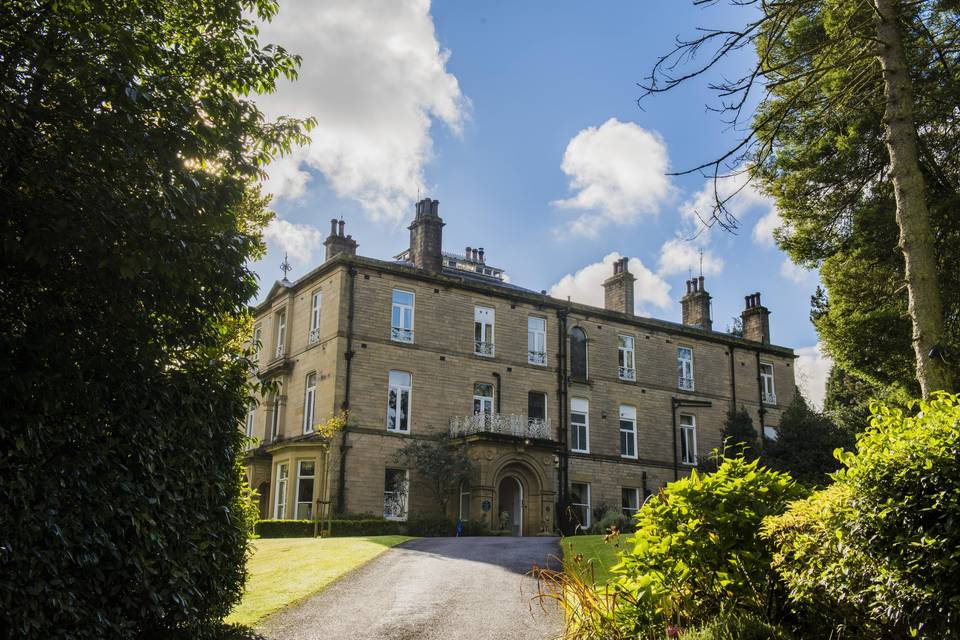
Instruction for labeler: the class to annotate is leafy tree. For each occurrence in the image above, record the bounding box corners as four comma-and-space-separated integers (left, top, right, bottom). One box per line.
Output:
0, 1, 309, 638
763, 394, 851, 486
642, 1, 960, 396
764, 393, 960, 638
720, 406, 759, 457
823, 363, 908, 437
394, 435, 472, 516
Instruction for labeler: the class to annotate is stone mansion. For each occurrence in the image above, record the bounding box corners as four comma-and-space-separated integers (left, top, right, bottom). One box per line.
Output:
242, 199, 796, 535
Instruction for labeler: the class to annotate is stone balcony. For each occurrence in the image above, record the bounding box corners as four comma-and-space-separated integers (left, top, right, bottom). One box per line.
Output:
449, 413, 552, 441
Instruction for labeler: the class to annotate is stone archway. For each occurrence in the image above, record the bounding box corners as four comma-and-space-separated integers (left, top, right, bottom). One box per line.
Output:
492, 456, 548, 536
497, 475, 523, 536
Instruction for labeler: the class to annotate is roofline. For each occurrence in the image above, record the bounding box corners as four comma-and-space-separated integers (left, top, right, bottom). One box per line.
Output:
251, 254, 796, 358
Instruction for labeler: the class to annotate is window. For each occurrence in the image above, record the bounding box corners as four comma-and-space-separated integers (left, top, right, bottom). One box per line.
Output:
391, 289, 414, 343
308, 291, 322, 344
527, 391, 547, 422
570, 398, 589, 453
274, 462, 289, 519
570, 482, 591, 529
570, 327, 588, 380
459, 482, 470, 521
303, 373, 317, 434
473, 383, 494, 416
764, 425, 779, 441
474, 306, 495, 356
295, 460, 315, 519
528, 316, 547, 365
680, 414, 697, 465
252, 324, 262, 364
384, 469, 408, 521
760, 362, 776, 404
677, 346, 694, 391
618, 335, 636, 381
269, 396, 281, 442
622, 487, 640, 517
619, 405, 637, 459
274, 310, 287, 359
387, 370, 412, 433
245, 403, 256, 439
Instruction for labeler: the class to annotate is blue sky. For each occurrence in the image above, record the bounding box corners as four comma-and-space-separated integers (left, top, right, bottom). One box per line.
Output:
252, 0, 831, 404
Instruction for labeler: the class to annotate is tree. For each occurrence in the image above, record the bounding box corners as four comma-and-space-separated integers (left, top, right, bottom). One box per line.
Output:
763, 394, 851, 486
823, 363, 908, 437
394, 435, 472, 516
721, 406, 759, 458
643, 1, 959, 396
0, 2, 309, 637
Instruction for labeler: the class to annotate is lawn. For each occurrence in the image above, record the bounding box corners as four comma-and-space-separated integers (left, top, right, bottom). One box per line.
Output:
226, 535, 412, 626
562, 534, 627, 586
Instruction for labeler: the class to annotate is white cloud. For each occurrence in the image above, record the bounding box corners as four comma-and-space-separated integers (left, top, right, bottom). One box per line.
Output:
779, 258, 815, 283
548, 252, 672, 314
263, 219, 324, 264
752, 207, 783, 247
256, 0, 467, 222
552, 119, 674, 238
681, 170, 772, 231
657, 238, 725, 276
795, 342, 833, 410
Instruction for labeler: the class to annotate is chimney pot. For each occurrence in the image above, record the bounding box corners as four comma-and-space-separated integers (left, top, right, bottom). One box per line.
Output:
338, 220, 345, 237
478, 248, 485, 263
465, 246, 471, 259
330, 218, 338, 236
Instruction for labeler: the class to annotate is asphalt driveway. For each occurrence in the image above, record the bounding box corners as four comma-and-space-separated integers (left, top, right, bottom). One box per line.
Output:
257, 536, 563, 640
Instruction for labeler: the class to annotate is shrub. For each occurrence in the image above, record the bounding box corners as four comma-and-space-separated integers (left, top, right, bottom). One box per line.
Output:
404, 516, 454, 537
255, 519, 405, 538
765, 393, 960, 639
679, 612, 793, 640
763, 394, 851, 486
589, 509, 633, 535
609, 456, 806, 635
720, 407, 759, 459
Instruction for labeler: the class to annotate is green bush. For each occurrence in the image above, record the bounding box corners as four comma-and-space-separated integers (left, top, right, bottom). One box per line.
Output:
609, 456, 807, 636
589, 509, 633, 535
405, 516, 454, 537
255, 519, 405, 538
764, 393, 960, 639
680, 613, 793, 640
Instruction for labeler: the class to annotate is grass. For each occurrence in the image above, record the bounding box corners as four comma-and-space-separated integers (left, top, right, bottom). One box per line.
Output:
225, 535, 412, 626
562, 534, 626, 586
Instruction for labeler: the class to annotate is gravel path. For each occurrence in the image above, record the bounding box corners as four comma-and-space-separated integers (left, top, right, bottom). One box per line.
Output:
257, 536, 563, 640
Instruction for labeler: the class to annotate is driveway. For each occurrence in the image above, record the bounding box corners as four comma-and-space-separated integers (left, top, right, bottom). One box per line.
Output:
257, 536, 563, 640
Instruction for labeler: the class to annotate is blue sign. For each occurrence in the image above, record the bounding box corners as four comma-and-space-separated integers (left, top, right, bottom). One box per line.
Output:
481, 499, 492, 513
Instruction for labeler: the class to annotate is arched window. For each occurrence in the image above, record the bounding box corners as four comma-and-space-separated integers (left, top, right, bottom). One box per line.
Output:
570, 326, 588, 380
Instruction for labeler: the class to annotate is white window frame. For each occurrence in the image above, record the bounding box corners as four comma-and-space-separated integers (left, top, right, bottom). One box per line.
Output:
245, 402, 256, 439
384, 468, 409, 521
677, 346, 694, 391
619, 404, 637, 459
473, 383, 494, 416
269, 396, 281, 442
474, 306, 495, 356
391, 289, 415, 343
760, 362, 777, 405
571, 482, 591, 529
294, 459, 316, 520
618, 334, 636, 381
274, 462, 289, 520
252, 324, 262, 364
680, 414, 698, 465
387, 370, 412, 433
570, 398, 589, 454
308, 290, 322, 345
528, 316, 547, 365
459, 481, 471, 521
622, 487, 640, 517
275, 310, 287, 359
303, 373, 317, 434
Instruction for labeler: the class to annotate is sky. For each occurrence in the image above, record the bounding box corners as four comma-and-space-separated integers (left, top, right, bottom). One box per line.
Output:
251, 0, 832, 406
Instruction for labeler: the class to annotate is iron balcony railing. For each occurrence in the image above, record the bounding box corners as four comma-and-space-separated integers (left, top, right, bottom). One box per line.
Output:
678, 376, 694, 391
449, 413, 552, 440
391, 327, 414, 343
619, 366, 636, 381
474, 340, 495, 357
528, 350, 547, 365
308, 328, 320, 345
762, 391, 777, 405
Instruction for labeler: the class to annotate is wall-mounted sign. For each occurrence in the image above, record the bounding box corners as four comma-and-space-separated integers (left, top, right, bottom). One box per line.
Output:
481, 499, 492, 513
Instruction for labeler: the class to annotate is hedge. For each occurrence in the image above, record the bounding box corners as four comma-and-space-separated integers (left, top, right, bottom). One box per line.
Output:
255, 517, 504, 538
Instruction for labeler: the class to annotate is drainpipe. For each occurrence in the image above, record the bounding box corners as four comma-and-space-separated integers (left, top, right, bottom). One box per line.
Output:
729, 345, 737, 411
755, 350, 766, 450
492, 372, 502, 414
336, 264, 357, 513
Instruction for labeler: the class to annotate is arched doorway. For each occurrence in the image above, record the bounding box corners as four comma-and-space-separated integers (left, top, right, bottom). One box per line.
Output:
497, 476, 523, 536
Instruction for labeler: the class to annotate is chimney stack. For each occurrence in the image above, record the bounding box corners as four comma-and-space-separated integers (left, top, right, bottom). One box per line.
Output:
602, 257, 636, 315
681, 276, 712, 330
741, 292, 770, 344
478, 248, 485, 263
408, 198, 445, 272
324, 217, 358, 261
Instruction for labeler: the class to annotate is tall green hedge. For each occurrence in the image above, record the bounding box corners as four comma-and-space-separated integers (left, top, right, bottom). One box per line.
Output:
0, 0, 308, 637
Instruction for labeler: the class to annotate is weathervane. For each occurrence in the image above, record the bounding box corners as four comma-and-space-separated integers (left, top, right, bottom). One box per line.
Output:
280, 252, 293, 280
